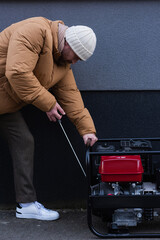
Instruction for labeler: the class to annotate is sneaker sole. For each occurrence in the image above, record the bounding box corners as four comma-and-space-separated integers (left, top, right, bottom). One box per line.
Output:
16, 212, 60, 221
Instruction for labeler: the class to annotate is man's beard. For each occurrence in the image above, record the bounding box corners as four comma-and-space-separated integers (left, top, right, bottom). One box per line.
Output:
54, 55, 68, 67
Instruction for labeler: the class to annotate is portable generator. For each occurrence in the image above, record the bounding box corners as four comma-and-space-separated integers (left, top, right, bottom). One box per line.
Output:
86, 137, 160, 238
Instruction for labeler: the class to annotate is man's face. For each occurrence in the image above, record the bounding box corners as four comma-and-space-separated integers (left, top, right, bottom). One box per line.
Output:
61, 41, 81, 64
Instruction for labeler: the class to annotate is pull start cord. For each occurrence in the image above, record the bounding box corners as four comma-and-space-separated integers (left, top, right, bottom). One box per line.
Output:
58, 119, 86, 177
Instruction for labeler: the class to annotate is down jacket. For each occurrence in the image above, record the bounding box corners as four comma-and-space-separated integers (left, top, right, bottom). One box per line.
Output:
0, 17, 96, 136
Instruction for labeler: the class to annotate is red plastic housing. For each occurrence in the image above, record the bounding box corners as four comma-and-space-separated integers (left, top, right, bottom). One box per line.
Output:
99, 155, 144, 182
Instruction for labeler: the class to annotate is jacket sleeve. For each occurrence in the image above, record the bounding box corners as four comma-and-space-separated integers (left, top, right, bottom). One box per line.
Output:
52, 68, 96, 136
5, 22, 56, 112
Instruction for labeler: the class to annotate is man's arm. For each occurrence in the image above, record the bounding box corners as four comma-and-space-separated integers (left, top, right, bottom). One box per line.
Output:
51, 68, 98, 145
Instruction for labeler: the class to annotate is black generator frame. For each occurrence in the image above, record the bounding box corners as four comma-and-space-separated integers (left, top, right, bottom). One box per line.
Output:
86, 137, 160, 238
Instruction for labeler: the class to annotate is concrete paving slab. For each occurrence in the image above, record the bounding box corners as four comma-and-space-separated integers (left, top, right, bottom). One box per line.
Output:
0, 209, 93, 240
0, 209, 160, 240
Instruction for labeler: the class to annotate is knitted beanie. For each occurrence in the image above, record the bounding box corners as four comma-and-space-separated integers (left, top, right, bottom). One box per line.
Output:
65, 25, 96, 61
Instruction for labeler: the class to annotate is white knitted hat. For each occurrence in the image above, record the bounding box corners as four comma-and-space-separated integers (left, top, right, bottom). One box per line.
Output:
65, 25, 97, 61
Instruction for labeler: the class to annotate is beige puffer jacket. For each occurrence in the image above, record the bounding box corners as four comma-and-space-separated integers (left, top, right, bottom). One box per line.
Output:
0, 17, 96, 136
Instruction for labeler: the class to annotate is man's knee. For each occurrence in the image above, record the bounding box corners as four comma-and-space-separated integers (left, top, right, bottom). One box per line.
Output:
22, 131, 34, 149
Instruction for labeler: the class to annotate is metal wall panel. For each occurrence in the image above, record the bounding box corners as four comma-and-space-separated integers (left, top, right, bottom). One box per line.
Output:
1, 1, 160, 90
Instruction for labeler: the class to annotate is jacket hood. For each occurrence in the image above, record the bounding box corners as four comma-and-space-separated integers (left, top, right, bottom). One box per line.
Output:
50, 20, 64, 62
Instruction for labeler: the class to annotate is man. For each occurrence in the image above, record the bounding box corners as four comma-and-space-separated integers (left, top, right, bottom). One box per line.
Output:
0, 17, 97, 220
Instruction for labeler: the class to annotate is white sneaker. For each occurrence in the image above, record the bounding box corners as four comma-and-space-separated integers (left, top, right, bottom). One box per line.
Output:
16, 201, 59, 221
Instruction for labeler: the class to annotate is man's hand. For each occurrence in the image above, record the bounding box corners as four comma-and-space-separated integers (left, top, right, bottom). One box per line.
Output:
83, 133, 98, 147
46, 102, 65, 122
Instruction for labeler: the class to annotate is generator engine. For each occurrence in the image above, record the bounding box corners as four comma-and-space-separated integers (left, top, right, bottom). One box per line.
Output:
91, 139, 160, 229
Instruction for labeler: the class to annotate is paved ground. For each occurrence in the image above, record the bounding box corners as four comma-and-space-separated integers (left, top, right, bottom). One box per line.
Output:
1, 209, 160, 240
0, 209, 91, 240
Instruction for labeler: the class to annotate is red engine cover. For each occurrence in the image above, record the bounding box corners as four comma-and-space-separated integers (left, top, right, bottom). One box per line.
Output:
99, 155, 144, 182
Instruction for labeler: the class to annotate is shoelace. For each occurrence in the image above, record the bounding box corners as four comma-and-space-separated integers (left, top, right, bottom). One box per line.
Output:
35, 201, 45, 209
35, 201, 52, 212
